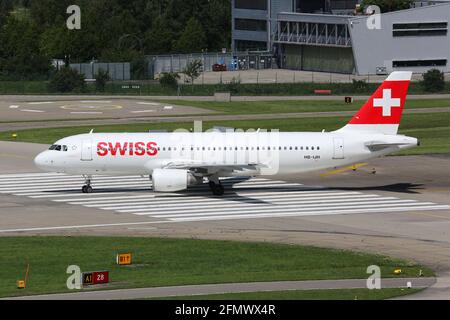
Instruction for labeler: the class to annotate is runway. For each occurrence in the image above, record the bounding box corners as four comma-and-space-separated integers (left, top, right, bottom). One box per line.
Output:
0, 173, 449, 230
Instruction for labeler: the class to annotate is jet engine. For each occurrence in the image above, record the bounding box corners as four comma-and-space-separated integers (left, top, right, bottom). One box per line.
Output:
151, 169, 202, 192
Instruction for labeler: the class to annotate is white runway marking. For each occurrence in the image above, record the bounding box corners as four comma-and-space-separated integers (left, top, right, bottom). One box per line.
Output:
70, 112, 103, 114
132, 110, 155, 113
9, 105, 19, 109
20, 109, 45, 113
137, 102, 160, 106
28, 102, 53, 105
80, 101, 112, 103
0, 173, 449, 225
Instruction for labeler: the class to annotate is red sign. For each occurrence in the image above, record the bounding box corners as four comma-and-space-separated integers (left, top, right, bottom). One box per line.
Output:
92, 271, 109, 285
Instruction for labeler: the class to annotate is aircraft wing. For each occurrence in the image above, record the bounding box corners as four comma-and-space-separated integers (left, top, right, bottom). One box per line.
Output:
162, 161, 267, 175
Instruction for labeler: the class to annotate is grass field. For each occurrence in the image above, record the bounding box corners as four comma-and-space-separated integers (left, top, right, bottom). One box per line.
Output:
153, 288, 421, 300
1, 112, 449, 155
164, 99, 450, 115
0, 237, 431, 298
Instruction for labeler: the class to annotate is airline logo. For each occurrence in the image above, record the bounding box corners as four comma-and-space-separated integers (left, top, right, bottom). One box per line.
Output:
97, 142, 158, 157
373, 89, 401, 117
348, 77, 410, 125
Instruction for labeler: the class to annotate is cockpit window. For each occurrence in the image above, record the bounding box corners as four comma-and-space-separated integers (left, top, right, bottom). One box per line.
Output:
49, 144, 68, 152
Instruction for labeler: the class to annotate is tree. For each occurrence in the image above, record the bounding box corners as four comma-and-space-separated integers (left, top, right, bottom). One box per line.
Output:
49, 67, 85, 92
183, 59, 203, 84
421, 69, 445, 93
361, 0, 413, 12
174, 17, 207, 53
0, 16, 51, 80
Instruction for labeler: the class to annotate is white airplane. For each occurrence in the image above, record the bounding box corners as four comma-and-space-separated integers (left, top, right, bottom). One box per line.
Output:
34, 71, 418, 196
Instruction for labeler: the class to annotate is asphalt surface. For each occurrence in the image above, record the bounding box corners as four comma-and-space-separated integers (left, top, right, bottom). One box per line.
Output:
3, 278, 434, 300
1, 95, 450, 299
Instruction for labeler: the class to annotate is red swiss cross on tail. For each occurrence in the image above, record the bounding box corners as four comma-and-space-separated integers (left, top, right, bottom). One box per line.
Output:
339, 71, 412, 135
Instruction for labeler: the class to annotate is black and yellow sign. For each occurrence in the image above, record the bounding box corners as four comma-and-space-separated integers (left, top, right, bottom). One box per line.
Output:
116, 253, 132, 265
82, 272, 93, 285
345, 96, 353, 104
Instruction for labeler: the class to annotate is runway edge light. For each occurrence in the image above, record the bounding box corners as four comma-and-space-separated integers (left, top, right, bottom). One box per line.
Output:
116, 253, 132, 266
394, 268, 402, 275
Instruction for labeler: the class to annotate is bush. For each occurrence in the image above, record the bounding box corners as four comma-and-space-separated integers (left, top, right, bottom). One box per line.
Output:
159, 72, 180, 90
95, 69, 110, 92
351, 79, 368, 93
421, 69, 445, 93
227, 76, 241, 94
49, 67, 85, 93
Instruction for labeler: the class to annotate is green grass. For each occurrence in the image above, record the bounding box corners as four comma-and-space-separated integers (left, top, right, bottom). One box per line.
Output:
1, 80, 450, 96
1, 113, 449, 155
164, 99, 450, 115
0, 236, 432, 298
153, 288, 421, 300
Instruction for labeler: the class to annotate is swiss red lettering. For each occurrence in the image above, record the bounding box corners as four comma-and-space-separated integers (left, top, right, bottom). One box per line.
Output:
135, 142, 146, 156
96, 141, 158, 157
147, 142, 157, 156
97, 142, 108, 157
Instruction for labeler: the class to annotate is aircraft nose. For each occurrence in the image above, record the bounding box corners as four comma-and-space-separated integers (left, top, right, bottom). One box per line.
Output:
34, 152, 51, 171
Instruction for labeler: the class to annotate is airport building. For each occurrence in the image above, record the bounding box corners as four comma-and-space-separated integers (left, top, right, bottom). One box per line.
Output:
231, 0, 450, 74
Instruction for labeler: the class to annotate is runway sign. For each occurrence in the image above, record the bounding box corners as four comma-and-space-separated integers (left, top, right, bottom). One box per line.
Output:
82, 271, 109, 286
116, 253, 132, 265
93, 271, 109, 284
82, 272, 93, 285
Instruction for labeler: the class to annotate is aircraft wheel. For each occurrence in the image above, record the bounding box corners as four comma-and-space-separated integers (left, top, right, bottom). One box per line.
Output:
213, 184, 224, 196
82, 185, 93, 193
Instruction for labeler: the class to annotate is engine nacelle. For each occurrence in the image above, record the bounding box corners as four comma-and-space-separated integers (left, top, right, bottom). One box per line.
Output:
151, 169, 201, 192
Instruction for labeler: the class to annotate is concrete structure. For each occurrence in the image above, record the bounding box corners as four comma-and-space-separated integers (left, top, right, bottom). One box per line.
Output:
232, 0, 450, 74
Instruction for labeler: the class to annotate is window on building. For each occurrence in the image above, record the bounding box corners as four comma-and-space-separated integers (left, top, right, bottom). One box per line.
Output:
234, 40, 267, 52
235, 0, 267, 10
393, 22, 448, 37
393, 59, 447, 67
235, 18, 267, 32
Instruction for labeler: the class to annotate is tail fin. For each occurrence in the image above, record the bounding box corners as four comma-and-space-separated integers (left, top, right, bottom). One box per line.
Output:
338, 71, 412, 135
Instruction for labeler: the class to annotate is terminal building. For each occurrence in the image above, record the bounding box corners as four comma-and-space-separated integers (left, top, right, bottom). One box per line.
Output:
231, 0, 450, 74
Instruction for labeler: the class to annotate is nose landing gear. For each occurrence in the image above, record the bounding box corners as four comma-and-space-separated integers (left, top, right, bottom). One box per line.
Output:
82, 176, 93, 193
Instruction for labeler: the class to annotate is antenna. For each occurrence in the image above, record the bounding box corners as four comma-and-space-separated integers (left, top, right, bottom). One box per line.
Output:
89, 129, 94, 134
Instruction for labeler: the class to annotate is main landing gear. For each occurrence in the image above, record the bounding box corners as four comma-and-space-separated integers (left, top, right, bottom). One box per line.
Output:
82, 176, 93, 193
208, 178, 224, 196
